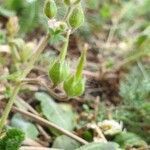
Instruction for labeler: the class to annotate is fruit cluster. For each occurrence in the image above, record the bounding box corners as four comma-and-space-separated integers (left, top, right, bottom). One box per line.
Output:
44, 0, 87, 98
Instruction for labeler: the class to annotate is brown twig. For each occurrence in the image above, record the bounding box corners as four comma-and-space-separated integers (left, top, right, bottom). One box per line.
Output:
0, 102, 88, 145
17, 97, 51, 142
20, 147, 53, 150
137, 146, 150, 150
93, 96, 100, 121
36, 125, 51, 142
23, 138, 42, 147
22, 78, 68, 101
94, 124, 107, 142
22, 78, 87, 103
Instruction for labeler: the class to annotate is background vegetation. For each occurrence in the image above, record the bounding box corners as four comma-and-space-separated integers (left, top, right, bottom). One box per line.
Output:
0, 0, 149, 149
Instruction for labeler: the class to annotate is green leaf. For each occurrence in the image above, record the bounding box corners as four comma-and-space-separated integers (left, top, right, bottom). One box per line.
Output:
119, 66, 150, 106
35, 92, 76, 134
135, 26, 150, 47
4, 0, 25, 11
114, 132, 148, 149
0, 6, 16, 17
86, 0, 99, 9
116, 67, 150, 142
100, 3, 111, 20
49, 31, 65, 44
75, 142, 120, 150
125, 26, 150, 64
0, 128, 25, 150
52, 135, 81, 150
19, 0, 39, 34
11, 114, 39, 140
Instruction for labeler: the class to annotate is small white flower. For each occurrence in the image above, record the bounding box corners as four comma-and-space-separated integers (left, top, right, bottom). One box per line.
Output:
48, 19, 61, 30
98, 120, 123, 136
48, 19, 67, 32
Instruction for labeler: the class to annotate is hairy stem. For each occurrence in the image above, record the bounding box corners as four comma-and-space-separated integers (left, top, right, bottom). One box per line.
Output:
63, 6, 73, 21
21, 34, 50, 79
0, 83, 21, 133
59, 30, 71, 61
0, 34, 50, 134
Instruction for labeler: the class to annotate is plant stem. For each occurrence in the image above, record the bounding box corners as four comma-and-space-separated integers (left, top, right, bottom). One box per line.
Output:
63, 6, 73, 21
0, 34, 50, 134
0, 83, 21, 133
21, 34, 50, 79
59, 30, 71, 61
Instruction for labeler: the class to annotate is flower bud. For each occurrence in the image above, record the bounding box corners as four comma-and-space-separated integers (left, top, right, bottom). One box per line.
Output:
49, 60, 70, 86
63, 75, 85, 97
6, 16, 19, 37
59, 22, 68, 32
68, 5, 84, 29
64, 0, 80, 6
9, 38, 25, 62
44, 0, 57, 19
20, 42, 35, 62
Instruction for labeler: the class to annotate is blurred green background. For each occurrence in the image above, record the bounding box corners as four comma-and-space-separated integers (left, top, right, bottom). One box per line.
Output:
0, 0, 149, 145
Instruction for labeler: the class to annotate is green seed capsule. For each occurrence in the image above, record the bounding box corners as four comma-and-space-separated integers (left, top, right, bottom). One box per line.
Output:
49, 60, 70, 86
68, 5, 84, 29
49, 30, 70, 86
44, 0, 57, 19
63, 44, 88, 97
63, 75, 85, 97
64, 0, 80, 6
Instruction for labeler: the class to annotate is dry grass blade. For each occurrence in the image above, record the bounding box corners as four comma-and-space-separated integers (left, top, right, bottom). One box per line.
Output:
20, 147, 58, 150
0, 102, 88, 145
